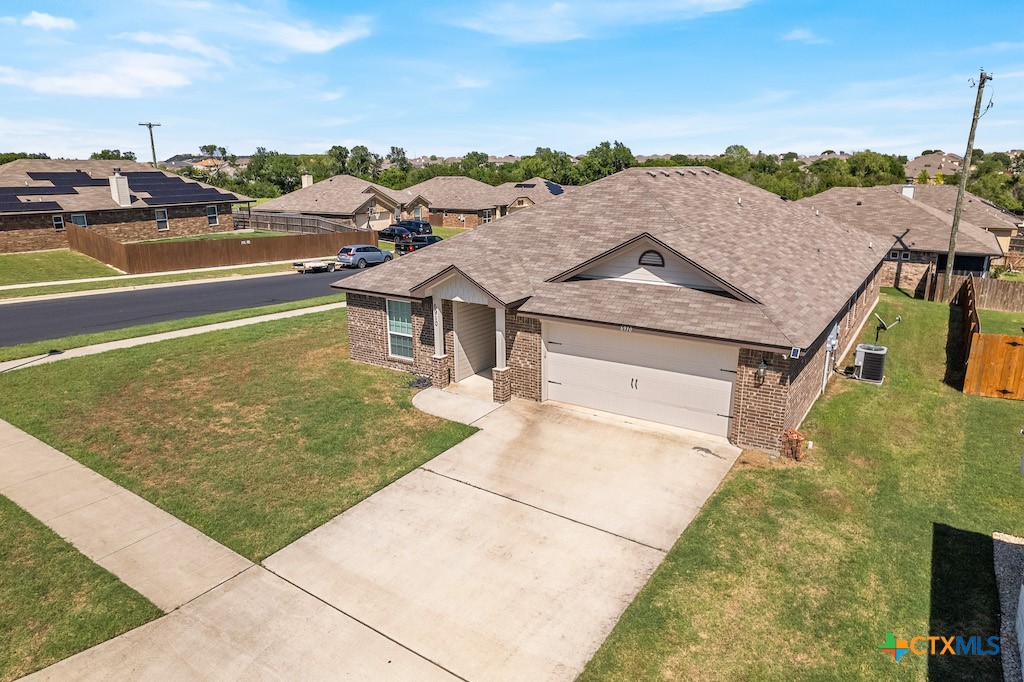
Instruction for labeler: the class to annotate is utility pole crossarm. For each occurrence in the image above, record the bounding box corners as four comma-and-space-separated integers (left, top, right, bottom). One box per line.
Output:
138, 122, 162, 167
942, 70, 992, 299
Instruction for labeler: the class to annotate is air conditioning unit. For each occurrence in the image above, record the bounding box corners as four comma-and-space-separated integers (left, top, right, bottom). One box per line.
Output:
854, 344, 887, 384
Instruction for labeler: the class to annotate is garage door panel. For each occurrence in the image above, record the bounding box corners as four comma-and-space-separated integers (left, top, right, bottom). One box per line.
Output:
544, 322, 737, 438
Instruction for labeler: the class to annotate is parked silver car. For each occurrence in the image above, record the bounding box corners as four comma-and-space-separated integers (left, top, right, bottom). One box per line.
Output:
337, 244, 391, 269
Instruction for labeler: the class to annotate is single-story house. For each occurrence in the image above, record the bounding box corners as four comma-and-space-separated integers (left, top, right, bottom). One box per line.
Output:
801, 185, 1003, 294
909, 184, 1021, 256
403, 176, 512, 228
497, 177, 574, 214
333, 167, 884, 453
252, 174, 431, 231
0, 159, 249, 253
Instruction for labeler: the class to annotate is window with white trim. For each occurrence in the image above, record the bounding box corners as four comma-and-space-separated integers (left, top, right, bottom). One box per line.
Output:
386, 299, 414, 359
639, 250, 665, 267
155, 208, 169, 231
900, 251, 910, 260
70, 214, 87, 227
52, 215, 65, 231
206, 205, 219, 226
889, 250, 899, 260
414, 205, 421, 220
483, 209, 492, 224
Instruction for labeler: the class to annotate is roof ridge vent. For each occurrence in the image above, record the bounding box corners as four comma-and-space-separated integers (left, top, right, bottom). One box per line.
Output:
689, 170, 697, 176
701, 170, 710, 175
660, 171, 670, 177
675, 170, 686, 177
645, 171, 657, 177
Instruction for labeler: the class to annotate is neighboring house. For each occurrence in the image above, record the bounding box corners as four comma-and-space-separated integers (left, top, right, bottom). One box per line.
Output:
332, 167, 884, 453
801, 185, 1003, 294
252, 175, 431, 231
0, 159, 248, 253
909, 184, 1022, 256
904, 151, 963, 184
497, 177, 574, 213
403, 176, 511, 229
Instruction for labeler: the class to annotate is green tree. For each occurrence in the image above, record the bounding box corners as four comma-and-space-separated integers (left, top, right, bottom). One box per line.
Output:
90, 149, 136, 161
326, 146, 349, 175
460, 151, 490, 173
0, 152, 49, 165
386, 146, 411, 173
916, 170, 931, 184
199, 144, 218, 157
576, 141, 635, 182
347, 145, 374, 177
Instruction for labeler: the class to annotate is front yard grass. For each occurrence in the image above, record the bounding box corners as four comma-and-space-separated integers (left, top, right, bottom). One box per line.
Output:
0, 249, 121, 285
978, 307, 1024, 336
0, 495, 160, 681
0, 262, 298, 300
0, 310, 475, 561
0, 294, 344, 363
582, 290, 1024, 680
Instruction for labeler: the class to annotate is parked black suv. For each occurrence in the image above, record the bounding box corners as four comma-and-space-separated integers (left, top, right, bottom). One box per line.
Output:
395, 235, 443, 255
397, 219, 432, 235
378, 225, 414, 242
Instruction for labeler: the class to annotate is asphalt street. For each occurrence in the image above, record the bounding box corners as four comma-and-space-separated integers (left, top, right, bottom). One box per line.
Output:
0, 269, 358, 347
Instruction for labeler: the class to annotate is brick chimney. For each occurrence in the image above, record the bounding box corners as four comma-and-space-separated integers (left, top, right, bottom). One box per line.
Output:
301, 174, 313, 189
109, 169, 132, 207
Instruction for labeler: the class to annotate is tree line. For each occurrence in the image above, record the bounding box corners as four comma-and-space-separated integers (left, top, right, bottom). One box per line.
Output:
2, 143, 1021, 212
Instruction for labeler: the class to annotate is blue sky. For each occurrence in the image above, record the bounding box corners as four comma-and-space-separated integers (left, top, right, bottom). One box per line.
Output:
0, 1, 1022, 160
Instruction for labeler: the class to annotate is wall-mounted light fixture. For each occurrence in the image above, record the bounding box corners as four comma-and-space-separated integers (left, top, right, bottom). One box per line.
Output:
756, 359, 768, 385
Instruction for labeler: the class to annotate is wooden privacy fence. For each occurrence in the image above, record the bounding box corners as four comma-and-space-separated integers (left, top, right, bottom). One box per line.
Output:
930, 270, 1024, 313
957, 274, 1024, 400
232, 211, 360, 234
66, 224, 376, 274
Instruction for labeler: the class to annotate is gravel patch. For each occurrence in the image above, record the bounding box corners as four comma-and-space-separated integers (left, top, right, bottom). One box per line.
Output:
994, 532, 1024, 682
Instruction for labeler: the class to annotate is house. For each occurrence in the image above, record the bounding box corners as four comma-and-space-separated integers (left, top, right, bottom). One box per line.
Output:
497, 177, 574, 213
800, 185, 1003, 294
909, 184, 1022, 256
332, 167, 884, 453
0, 159, 249, 253
904, 151, 963, 184
252, 174, 431, 231
403, 176, 510, 228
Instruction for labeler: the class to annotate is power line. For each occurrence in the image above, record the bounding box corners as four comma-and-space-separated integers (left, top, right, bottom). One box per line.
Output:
138, 122, 162, 167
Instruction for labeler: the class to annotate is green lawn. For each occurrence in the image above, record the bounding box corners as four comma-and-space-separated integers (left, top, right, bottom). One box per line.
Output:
0, 496, 160, 681
0, 294, 344, 363
978, 307, 1024, 336
0, 250, 121, 286
0, 310, 475, 561
582, 291, 1023, 680
131, 230, 288, 244
0, 263, 298, 299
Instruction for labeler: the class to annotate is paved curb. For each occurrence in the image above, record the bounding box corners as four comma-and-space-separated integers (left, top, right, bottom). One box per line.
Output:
0, 302, 347, 373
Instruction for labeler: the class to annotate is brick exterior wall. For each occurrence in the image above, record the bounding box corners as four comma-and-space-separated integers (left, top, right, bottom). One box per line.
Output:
492, 367, 512, 403
346, 293, 434, 376
429, 209, 489, 229
879, 252, 934, 295
505, 313, 542, 402
349, 266, 882, 454
0, 203, 234, 253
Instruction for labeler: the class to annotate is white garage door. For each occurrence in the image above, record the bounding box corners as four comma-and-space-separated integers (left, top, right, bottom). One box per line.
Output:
544, 321, 738, 438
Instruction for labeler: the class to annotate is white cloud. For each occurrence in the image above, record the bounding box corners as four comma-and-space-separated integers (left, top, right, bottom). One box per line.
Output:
456, 0, 750, 43
781, 28, 828, 45
319, 90, 346, 102
242, 16, 372, 53
121, 31, 232, 65
454, 74, 490, 89
0, 51, 203, 97
22, 11, 76, 31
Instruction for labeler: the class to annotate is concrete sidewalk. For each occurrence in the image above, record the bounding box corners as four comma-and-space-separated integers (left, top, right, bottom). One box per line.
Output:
0, 301, 346, 374
0, 420, 251, 611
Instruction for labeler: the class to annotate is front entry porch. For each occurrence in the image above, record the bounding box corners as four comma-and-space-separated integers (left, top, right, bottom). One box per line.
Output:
429, 295, 510, 404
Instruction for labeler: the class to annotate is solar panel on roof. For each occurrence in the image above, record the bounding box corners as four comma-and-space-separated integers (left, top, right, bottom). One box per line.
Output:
0, 200, 62, 212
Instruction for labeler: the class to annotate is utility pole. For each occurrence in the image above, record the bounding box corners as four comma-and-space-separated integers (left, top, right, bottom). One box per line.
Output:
138, 122, 161, 167
941, 69, 992, 300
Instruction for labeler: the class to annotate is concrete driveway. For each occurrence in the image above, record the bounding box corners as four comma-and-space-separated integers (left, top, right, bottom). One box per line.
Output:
34, 394, 738, 680
264, 395, 740, 680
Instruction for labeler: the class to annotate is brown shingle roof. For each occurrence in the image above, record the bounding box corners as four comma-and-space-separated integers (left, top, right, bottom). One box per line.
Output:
910, 184, 1022, 232
904, 152, 963, 180
334, 167, 883, 350
497, 177, 573, 206
799, 185, 1002, 257
404, 176, 507, 212
0, 159, 249, 214
252, 174, 419, 217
